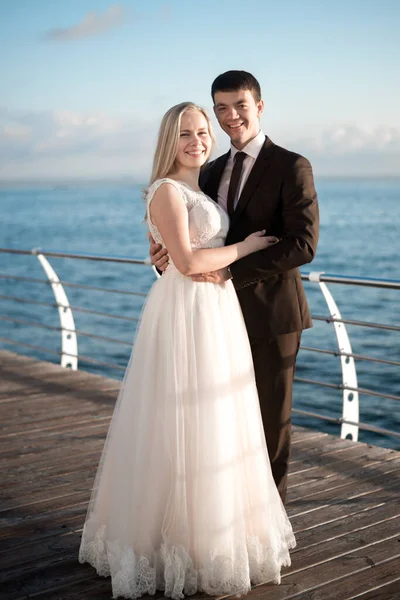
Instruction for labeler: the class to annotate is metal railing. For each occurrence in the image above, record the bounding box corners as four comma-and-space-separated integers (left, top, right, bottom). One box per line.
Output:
0, 247, 399, 444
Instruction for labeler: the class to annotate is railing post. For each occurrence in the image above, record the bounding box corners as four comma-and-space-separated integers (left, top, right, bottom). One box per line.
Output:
309, 272, 359, 441
33, 250, 78, 370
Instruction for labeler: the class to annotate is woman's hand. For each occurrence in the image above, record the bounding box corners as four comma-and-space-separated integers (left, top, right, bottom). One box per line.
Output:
243, 230, 279, 253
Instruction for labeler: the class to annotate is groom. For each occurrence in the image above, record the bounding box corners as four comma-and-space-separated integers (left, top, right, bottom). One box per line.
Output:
151, 71, 319, 502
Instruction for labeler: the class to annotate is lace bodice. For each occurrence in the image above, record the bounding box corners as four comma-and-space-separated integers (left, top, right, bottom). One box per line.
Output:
146, 179, 229, 257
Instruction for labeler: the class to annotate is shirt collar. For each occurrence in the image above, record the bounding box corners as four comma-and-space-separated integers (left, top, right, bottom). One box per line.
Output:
230, 130, 265, 161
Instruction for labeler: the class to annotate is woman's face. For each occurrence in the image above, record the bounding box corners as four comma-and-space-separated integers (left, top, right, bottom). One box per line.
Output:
175, 110, 212, 170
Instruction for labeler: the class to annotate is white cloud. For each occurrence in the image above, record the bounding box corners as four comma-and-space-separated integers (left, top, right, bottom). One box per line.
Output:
2, 123, 31, 138
0, 108, 158, 181
274, 124, 400, 176
43, 4, 126, 41
0, 110, 399, 181
301, 125, 400, 155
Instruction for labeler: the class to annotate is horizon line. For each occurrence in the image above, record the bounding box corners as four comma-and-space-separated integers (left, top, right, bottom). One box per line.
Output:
1, 173, 400, 187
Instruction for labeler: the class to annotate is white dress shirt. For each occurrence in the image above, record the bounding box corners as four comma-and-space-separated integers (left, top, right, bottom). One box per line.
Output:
217, 130, 266, 213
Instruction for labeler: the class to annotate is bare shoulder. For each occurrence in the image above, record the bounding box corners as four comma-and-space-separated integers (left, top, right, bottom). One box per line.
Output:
151, 180, 183, 202
150, 180, 187, 219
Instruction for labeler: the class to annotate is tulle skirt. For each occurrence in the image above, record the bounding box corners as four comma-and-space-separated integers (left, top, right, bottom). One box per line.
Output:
79, 267, 296, 599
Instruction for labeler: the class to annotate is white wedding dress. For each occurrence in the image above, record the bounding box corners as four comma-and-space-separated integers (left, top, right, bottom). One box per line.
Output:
79, 178, 296, 599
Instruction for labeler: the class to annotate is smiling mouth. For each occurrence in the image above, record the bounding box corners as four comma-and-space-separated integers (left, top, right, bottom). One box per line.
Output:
227, 123, 244, 130
186, 150, 205, 157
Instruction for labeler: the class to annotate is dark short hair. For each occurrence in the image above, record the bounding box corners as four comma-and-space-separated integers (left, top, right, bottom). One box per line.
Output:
211, 70, 262, 103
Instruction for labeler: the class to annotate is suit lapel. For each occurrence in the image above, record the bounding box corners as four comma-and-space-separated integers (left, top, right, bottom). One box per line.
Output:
231, 136, 275, 227
203, 151, 230, 202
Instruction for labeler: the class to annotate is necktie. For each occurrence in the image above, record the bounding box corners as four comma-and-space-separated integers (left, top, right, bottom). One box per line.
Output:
227, 152, 246, 217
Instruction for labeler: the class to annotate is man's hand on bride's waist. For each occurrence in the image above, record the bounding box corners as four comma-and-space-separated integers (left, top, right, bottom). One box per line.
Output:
149, 233, 169, 272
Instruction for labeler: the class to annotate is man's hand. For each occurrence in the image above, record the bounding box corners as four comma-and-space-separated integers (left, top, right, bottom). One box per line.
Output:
191, 268, 231, 284
148, 233, 169, 271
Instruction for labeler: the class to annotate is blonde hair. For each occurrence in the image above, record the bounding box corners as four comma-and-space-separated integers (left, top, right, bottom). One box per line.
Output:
149, 102, 215, 185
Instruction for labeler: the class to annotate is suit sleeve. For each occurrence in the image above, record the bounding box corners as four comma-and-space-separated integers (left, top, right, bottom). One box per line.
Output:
229, 156, 319, 289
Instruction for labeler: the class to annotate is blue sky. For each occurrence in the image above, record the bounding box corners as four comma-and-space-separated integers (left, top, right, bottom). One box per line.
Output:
0, 0, 399, 180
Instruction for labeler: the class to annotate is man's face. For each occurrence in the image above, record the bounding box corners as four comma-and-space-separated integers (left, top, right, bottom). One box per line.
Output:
213, 89, 264, 150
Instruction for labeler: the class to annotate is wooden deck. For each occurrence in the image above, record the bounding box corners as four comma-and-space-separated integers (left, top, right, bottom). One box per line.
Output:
0, 348, 399, 600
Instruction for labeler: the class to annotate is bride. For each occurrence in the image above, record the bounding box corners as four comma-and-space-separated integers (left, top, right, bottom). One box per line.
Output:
79, 102, 296, 599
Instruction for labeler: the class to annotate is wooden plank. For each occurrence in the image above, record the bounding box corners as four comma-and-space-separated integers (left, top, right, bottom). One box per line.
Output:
1, 350, 399, 600
289, 442, 387, 474
0, 381, 119, 405
14, 579, 112, 600
13, 576, 114, 600
0, 375, 119, 399
0, 422, 109, 457
3, 446, 397, 515
0, 530, 82, 578
1, 396, 112, 424
0, 489, 90, 528
2, 484, 399, 578
348, 578, 400, 600
287, 456, 400, 507
294, 499, 400, 546
288, 476, 400, 531
288, 557, 400, 599
288, 445, 396, 487
287, 457, 400, 513
1, 451, 101, 492
4, 511, 400, 589
0, 413, 112, 441
1, 492, 398, 592
0, 435, 105, 464
291, 431, 328, 444
1, 402, 113, 430
0, 387, 117, 414
3, 452, 398, 532
290, 436, 356, 461
0, 480, 93, 514
0, 557, 100, 600
0, 508, 85, 549
7, 485, 396, 565
247, 537, 400, 600
3, 540, 400, 600
287, 516, 400, 577
0, 436, 390, 497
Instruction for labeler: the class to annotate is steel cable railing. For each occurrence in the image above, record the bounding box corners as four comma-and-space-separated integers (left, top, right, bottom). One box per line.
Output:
0, 274, 148, 297
299, 345, 400, 367
0, 247, 152, 265
301, 271, 400, 290
0, 247, 399, 443
311, 314, 400, 332
0, 294, 139, 322
0, 315, 133, 346
290, 409, 400, 439
294, 376, 400, 402
0, 336, 126, 371
1, 310, 398, 404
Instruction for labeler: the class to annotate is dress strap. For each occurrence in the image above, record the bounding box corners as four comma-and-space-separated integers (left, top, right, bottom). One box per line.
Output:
146, 179, 186, 225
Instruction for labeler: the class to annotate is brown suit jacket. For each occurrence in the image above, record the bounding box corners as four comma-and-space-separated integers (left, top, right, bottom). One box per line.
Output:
199, 136, 319, 339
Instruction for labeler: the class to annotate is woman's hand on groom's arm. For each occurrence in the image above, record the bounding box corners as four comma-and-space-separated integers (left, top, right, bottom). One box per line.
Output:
149, 233, 231, 283
191, 268, 231, 284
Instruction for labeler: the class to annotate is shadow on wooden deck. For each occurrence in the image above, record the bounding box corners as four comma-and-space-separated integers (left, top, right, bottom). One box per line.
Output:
0, 349, 399, 600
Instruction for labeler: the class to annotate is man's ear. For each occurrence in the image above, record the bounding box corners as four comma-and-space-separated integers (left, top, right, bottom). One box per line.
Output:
257, 99, 265, 118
